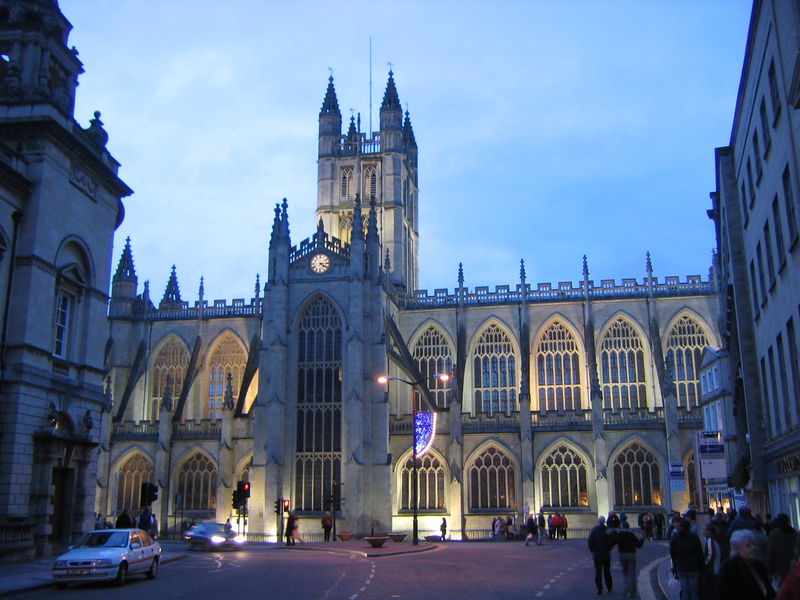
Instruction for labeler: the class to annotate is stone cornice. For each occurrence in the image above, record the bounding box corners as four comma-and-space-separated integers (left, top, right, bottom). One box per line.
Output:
0, 116, 133, 199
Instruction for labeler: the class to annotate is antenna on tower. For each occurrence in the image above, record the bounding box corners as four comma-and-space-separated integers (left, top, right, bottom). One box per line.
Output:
369, 37, 373, 136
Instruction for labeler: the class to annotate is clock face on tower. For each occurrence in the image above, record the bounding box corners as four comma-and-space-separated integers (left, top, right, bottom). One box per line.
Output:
310, 253, 330, 274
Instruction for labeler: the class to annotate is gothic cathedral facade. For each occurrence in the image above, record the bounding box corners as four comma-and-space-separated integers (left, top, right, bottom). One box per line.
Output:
100, 72, 720, 540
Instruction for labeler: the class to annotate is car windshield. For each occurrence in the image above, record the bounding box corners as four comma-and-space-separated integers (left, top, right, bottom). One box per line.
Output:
73, 531, 129, 548
198, 523, 225, 533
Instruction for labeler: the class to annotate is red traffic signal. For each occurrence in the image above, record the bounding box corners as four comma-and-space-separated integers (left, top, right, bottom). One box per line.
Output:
282, 499, 290, 513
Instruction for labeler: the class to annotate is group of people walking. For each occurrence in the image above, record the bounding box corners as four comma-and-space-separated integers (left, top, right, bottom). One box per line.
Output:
588, 514, 644, 598
669, 506, 799, 600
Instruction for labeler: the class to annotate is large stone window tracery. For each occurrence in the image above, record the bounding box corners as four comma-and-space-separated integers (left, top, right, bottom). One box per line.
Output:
665, 315, 709, 410
151, 338, 189, 421
469, 447, 515, 510
177, 453, 217, 511
535, 321, 582, 411
612, 442, 661, 507
295, 297, 342, 511
206, 334, 247, 420
412, 326, 453, 409
116, 453, 154, 512
540, 445, 589, 508
472, 324, 518, 415
600, 319, 647, 410
400, 453, 445, 510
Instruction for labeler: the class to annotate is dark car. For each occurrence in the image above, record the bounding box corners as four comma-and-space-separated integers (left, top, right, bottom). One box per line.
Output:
183, 522, 244, 551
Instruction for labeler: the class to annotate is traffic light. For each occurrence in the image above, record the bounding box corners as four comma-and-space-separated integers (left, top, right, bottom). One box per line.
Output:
140, 482, 158, 506
282, 499, 290, 513
233, 489, 242, 510
273, 499, 281, 515
237, 480, 250, 498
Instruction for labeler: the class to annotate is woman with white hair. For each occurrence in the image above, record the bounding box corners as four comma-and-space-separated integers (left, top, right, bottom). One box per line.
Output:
717, 528, 775, 599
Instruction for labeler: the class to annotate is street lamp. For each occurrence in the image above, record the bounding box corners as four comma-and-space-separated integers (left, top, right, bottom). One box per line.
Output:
378, 373, 450, 545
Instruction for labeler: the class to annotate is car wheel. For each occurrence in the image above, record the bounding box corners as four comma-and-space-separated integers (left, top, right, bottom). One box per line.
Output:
116, 562, 128, 586
146, 557, 159, 579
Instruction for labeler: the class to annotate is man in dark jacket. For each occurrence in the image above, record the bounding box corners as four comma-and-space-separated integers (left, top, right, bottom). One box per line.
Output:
611, 522, 645, 598
588, 516, 613, 595
670, 518, 704, 600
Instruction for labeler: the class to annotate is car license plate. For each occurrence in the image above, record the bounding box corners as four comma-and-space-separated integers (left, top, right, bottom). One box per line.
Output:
67, 568, 89, 575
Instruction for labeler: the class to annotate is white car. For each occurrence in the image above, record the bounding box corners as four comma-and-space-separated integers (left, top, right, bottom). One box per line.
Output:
52, 528, 161, 588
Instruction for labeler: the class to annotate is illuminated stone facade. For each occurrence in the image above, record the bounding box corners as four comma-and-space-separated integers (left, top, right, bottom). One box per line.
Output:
100, 74, 720, 540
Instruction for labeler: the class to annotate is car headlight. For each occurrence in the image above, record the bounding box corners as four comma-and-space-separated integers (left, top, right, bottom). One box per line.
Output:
233, 535, 245, 544
210, 535, 226, 543
92, 559, 114, 567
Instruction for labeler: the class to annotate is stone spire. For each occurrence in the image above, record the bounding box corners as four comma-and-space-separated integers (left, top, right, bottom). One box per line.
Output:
113, 237, 136, 284
381, 70, 401, 111
160, 265, 182, 308
198, 277, 205, 302
351, 194, 364, 243
320, 74, 341, 116
403, 110, 417, 148
646, 251, 654, 298
346, 114, 358, 142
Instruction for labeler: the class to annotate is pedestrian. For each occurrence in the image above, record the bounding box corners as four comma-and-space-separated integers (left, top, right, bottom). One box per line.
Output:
654, 510, 665, 540
321, 511, 333, 542
548, 513, 555, 539
292, 515, 302, 543
537, 511, 546, 546
777, 560, 800, 600
701, 523, 722, 600
610, 521, 644, 599
670, 518, 706, 600
149, 513, 158, 538
551, 513, 561, 539
560, 513, 569, 540
505, 516, 515, 540
717, 528, 775, 600
588, 515, 613, 595
285, 511, 297, 546
524, 515, 537, 546
95, 513, 105, 530
607, 511, 621, 529
643, 511, 654, 540
768, 514, 799, 590
115, 509, 132, 528
138, 507, 153, 531
493, 516, 502, 541
440, 517, 447, 542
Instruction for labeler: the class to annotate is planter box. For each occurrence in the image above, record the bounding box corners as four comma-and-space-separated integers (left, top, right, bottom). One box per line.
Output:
363, 536, 390, 548
386, 532, 408, 542
337, 532, 353, 541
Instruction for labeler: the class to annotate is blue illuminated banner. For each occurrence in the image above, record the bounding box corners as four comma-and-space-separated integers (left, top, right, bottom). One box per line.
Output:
414, 412, 436, 456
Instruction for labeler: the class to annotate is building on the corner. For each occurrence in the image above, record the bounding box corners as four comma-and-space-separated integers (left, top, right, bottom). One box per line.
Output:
0, 0, 131, 559
709, 0, 800, 523
100, 71, 721, 541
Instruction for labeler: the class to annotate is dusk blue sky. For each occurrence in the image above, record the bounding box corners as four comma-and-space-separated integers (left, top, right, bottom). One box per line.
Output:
61, 1, 752, 302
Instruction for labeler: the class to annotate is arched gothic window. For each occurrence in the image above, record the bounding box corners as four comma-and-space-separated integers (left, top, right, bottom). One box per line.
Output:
340, 168, 353, 199
206, 335, 247, 420
363, 166, 377, 199
536, 321, 582, 411
295, 297, 342, 511
540, 445, 589, 508
400, 454, 445, 510
412, 326, 453, 409
116, 453, 154, 512
469, 447, 515, 510
151, 338, 189, 421
472, 324, 518, 414
665, 315, 709, 410
177, 453, 217, 511
612, 442, 662, 507
600, 319, 647, 410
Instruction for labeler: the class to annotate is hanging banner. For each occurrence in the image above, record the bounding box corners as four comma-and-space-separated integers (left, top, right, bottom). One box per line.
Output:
414, 412, 436, 456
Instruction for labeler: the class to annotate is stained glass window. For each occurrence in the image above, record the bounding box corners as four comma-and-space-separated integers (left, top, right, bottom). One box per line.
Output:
151, 338, 189, 421
540, 445, 588, 507
600, 319, 647, 410
206, 335, 247, 420
612, 442, 661, 507
469, 447, 515, 509
116, 453, 154, 512
295, 297, 342, 511
665, 315, 709, 410
412, 326, 453, 409
472, 324, 518, 414
400, 453, 445, 510
177, 453, 217, 511
536, 321, 582, 411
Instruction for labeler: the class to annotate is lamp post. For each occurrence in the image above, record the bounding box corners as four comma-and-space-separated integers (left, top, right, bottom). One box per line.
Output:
378, 373, 449, 545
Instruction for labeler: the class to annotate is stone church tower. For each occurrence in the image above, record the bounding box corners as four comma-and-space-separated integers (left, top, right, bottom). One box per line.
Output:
316, 73, 419, 292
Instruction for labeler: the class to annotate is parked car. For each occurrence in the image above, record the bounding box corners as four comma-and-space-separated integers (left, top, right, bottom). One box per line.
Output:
52, 528, 161, 588
183, 521, 245, 551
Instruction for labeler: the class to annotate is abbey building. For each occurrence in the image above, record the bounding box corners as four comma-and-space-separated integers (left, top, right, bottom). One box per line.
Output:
100, 73, 718, 540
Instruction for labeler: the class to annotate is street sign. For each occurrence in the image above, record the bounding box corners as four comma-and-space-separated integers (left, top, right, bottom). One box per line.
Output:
695, 430, 726, 479
669, 461, 686, 493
